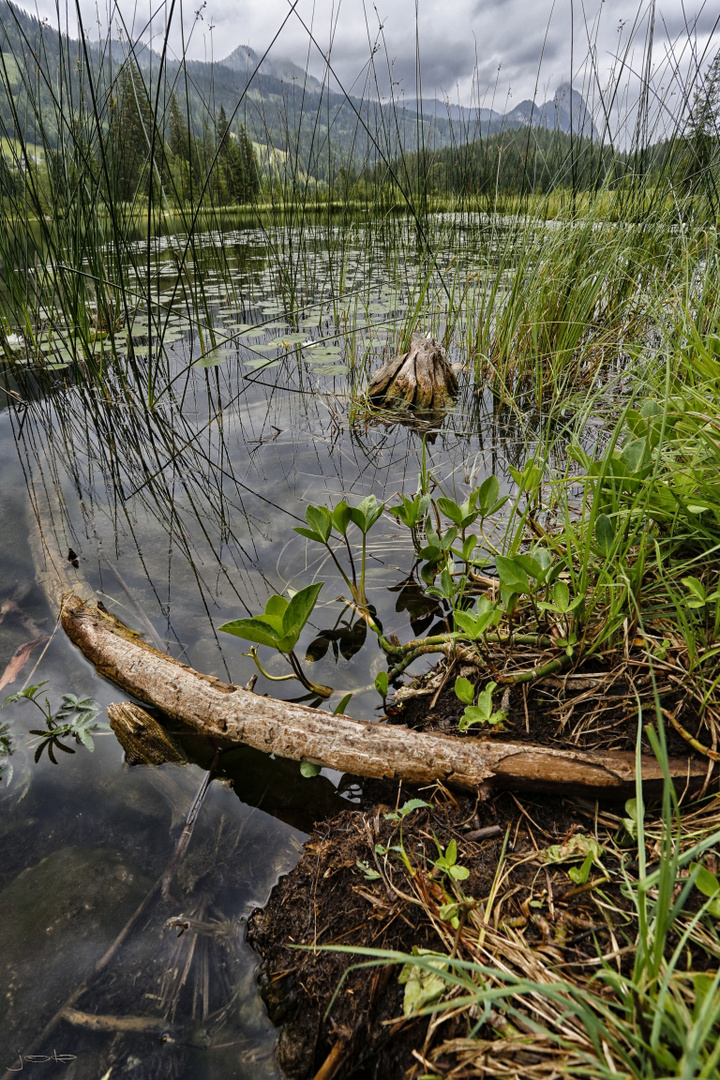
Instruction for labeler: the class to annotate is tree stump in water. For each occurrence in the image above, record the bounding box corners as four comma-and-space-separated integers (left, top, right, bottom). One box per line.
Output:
367, 336, 458, 414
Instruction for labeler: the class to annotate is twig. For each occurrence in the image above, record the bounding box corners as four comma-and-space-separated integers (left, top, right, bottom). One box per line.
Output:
161, 747, 222, 898
663, 707, 720, 762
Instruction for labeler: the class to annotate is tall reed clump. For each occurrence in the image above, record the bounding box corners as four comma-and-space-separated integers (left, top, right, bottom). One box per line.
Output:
0, 1, 265, 403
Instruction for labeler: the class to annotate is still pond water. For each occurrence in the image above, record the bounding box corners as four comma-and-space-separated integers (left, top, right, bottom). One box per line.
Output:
0, 215, 542, 1078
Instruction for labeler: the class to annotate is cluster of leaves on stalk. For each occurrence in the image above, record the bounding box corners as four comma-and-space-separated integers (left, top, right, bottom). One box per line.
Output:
2, 683, 106, 765
219, 467, 595, 730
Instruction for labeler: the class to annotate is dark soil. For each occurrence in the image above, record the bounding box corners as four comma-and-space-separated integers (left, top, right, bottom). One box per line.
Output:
246, 657, 712, 1079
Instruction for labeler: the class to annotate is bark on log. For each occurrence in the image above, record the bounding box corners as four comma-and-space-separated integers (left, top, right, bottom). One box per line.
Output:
59, 594, 707, 798
367, 336, 458, 413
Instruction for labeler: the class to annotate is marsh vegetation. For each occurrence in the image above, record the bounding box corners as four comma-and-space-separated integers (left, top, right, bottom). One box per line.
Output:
1, 0, 720, 1076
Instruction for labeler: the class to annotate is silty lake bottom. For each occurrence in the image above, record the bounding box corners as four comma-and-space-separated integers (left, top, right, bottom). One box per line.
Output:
0, 215, 562, 1078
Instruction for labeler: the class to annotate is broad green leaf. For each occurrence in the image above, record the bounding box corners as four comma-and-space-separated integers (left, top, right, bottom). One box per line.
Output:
218, 617, 284, 650
620, 437, 648, 474
300, 504, 332, 543
437, 497, 477, 528
509, 462, 543, 492
436, 497, 462, 524
476, 474, 500, 515
682, 577, 707, 603
332, 500, 352, 535
389, 492, 430, 529
264, 593, 289, 626
495, 555, 531, 594
513, 553, 544, 580
455, 534, 478, 563
294, 527, 326, 542
553, 580, 570, 610
350, 494, 384, 534
453, 609, 481, 637
476, 683, 497, 715
283, 582, 324, 638
595, 513, 615, 555
375, 671, 389, 697
454, 676, 475, 704
439, 566, 454, 600
690, 862, 720, 899
459, 704, 502, 730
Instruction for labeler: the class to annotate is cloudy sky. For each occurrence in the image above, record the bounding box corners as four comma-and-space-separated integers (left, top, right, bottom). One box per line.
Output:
20, 0, 720, 134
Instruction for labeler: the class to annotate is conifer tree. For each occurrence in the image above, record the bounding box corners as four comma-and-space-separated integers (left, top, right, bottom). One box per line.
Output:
110, 65, 168, 202
168, 94, 197, 205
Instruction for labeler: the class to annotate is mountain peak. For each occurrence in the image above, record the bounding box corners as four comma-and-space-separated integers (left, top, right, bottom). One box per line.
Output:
218, 44, 322, 92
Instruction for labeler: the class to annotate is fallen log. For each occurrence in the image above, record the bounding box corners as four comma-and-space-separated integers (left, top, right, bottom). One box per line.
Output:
59, 594, 707, 798
26, 496, 709, 799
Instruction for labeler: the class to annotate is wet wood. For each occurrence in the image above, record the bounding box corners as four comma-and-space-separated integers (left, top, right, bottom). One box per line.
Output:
367, 336, 458, 412
107, 701, 188, 765
59, 594, 707, 798
60, 1007, 169, 1035
26, 493, 708, 799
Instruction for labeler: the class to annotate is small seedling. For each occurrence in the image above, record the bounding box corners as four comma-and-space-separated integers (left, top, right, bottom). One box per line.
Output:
689, 862, 720, 918
356, 860, 382, 880
380, 798, 432, 876
433, 838, 470, 882
682, 576, 720, 609
398, 949, 448, 1015
544, 834, 606, 885
456, 680, 506, 730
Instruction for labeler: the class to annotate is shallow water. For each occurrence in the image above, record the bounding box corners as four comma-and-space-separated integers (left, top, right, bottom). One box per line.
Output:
0, 215, 547, 1077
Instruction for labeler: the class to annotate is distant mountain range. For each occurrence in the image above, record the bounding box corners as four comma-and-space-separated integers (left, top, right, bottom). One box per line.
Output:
0, 0, 598, 179
217, 41, 598, 141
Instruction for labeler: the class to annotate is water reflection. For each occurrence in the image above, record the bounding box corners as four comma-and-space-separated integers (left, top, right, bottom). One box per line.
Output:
0, 214, 584, 1076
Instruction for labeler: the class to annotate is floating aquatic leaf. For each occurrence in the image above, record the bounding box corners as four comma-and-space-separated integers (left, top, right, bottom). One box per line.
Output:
265, 337, 303, 349
314, 364, 348, 375
193, 351, 226, 368
304, 348, 341, 362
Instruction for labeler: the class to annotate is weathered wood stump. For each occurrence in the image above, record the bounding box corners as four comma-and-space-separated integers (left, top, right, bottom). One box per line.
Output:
367, 336, 458, 413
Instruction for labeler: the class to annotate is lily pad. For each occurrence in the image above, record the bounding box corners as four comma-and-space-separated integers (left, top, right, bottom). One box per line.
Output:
304, 347, 342, 362
193, 351, 227, 368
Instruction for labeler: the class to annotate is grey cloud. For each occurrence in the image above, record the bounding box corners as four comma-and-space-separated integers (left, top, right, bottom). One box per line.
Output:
24, 0, 720, 120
